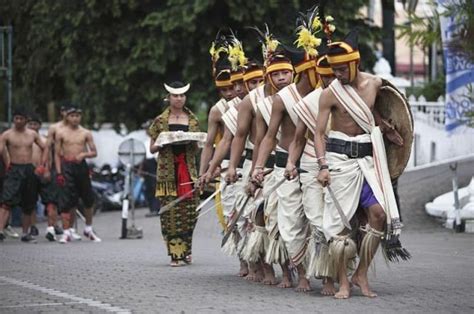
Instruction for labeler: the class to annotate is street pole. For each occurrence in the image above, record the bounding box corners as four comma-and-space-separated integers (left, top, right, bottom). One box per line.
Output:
120, 163, 131, 239
1, 26, 13, 125
7, 26, 12, 127
410, 32, 414, 89
449, 163, 463, 232
431, 41, 437, 81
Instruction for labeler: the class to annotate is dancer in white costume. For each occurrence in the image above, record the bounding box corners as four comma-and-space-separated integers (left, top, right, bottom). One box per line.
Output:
315, 30, 409, 299
252, 22, 323, 291
285, 42, 337, 295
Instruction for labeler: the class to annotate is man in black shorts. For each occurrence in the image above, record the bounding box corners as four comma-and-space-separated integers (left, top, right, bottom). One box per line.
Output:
55, 107, 100, 243
0, 108, 46, 243
28, 114, 61, 241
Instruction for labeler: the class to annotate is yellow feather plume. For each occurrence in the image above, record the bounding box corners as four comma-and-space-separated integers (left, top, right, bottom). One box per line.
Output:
294, 25, 322, 58
227, 38, 248, 71
266, 37, 279, 54
209, 41, 226, 63
312, 17, 323, 32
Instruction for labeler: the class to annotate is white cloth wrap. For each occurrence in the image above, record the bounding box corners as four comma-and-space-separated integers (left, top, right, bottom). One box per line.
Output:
228, 96, 241, 108
273, 165, 308, 266
263, 170, 279, 237
278, 84, 316, 158
293, 88, 322, 135
222, 106, 239, 136
263, 169, 288, 264
322, 131, 384, 239
256, 96, 282, 141
215, 98, 229, 115
294, 93, 330, 276
249, 85, 265, 113
220, 174, 236, 219
299, 154, 324, 231
327, 80, 401, 237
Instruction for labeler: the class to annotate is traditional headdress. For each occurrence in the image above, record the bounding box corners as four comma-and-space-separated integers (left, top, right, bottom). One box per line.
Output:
253, 24, 294, 92
327, 30, 360, 82
315, 41, 334, 78
164, 81, 190, 95
227, 31, 248, 83
293, 6, 322, 73
209, 32, 233, 88
242, 59, 264, 91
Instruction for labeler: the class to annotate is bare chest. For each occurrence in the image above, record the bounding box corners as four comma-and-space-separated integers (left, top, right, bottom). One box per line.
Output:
7, 133, 35, 150
62, 131, 87, 147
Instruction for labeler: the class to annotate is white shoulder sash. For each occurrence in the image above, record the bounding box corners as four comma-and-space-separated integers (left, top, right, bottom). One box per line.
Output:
293, 88, 322, 135
256, 96, 281, 141
249, 85, 265, 113
278, 84, 315, 157
222, 106, 239, 136
228, 96, 241, 109
215, 98, 229, 115
277, 83, 302, 126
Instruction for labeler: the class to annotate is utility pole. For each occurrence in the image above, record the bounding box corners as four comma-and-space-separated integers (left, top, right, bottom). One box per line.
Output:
382, 0, 396, 75
1, 26, 13, 126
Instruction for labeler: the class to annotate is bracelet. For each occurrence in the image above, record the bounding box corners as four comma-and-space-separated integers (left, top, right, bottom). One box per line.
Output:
317, 156, 326, 161
319, 165, 329, 170
254, 166, 264, 170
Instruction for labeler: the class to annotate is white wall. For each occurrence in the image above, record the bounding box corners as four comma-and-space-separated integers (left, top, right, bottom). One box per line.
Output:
408, 122, 474, 168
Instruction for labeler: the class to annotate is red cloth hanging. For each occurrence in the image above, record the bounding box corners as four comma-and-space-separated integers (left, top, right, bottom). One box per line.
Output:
174, 152, 192, 199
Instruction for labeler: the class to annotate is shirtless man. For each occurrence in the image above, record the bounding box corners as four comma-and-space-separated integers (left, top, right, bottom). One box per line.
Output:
284, 50, 337, 296
203, 59, 269, 283
199, 47, 247, 274
252, 45, 320, 292
0, 108, 46, 243
203, 60, 264, 181
55, 107, 101, 243
0, 128, 20, 239
45, 106, 81, 238
315, 31, 405, 299
198, 52, 236, 178
28, 114, 61, 241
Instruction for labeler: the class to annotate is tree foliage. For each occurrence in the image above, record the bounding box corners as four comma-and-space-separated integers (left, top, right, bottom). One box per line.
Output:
1, 0, 377, 129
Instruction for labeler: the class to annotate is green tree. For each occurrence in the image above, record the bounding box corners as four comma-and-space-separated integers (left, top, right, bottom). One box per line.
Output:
1, 0, 376, 129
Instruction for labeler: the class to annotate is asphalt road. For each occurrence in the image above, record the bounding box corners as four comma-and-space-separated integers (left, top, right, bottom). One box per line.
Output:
0, 157, 473, 313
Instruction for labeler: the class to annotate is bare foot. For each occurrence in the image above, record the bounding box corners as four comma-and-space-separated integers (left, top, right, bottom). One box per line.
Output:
320, 278, 336, 296
262, 265, 278, 285
246, 269, 257, 281
277, 276, 293, 288
351, 275, 377, 298
238, 261, 249, 277
295, 277, 312, 292
253, 269, 264, 283
334, 284, 351, 299
262, 274, 278, 285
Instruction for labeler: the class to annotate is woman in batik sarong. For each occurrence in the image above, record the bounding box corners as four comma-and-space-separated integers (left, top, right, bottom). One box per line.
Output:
149, 81, 200, 267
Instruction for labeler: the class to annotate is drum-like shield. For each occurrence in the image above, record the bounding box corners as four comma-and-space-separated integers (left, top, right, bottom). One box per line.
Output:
375, 80, 414, 180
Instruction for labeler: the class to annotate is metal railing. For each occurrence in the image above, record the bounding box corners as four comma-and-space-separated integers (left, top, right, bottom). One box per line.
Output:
409, 95, 446, 128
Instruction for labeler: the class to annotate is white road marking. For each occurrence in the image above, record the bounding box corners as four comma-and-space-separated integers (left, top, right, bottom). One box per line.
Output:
0, 276, 132, 313
0, 302, 82, 309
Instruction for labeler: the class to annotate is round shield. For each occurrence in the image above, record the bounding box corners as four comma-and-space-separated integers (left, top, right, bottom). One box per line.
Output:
118, 138, 146, 166
375, 80, 414, 180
